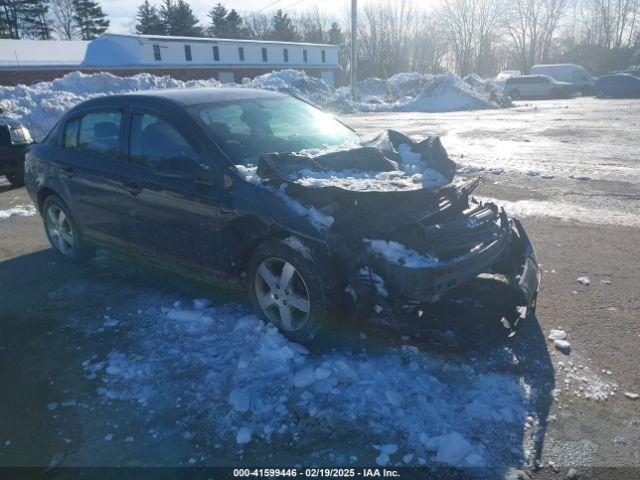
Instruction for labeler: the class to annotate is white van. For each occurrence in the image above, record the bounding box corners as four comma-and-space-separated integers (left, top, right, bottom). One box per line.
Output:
529, 64, 594, 93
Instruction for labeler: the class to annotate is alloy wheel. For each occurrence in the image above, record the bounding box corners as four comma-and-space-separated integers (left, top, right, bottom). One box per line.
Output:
46, 205, 75, 257
253, 257, 311, 331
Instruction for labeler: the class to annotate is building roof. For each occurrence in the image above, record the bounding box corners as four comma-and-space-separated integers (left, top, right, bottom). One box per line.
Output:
105, 33, 337, 48
0, 39, 89, 68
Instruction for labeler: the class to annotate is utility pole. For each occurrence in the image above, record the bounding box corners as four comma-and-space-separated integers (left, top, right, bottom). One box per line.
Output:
350, 0, 358, 101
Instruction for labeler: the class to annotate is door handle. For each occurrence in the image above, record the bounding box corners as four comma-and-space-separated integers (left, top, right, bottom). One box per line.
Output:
60, 166, 75, 178
121, 181, 142, 196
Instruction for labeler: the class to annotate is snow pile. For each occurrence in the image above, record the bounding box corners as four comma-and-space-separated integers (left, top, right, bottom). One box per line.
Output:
364, 239, 439, 268
84, 295, 536, 467
350, 72, 511, 112
463, 74, 512, 108
1, 69, 511, 140
245, 69, 342, 109
0, 71, 221, 139
0, 204, 37, 219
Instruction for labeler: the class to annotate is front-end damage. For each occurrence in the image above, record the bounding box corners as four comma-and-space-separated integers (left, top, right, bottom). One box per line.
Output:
250, 129, 540, 330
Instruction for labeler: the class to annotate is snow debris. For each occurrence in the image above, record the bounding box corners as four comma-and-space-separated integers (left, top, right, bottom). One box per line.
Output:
292, 366, 316, 389
282, 236, 312, 259
358, 267, 388, 297
421, 432, 484, 467
0, 204, 37, 219
104, 434, 113, 442
577, 277, 591, 285
236, 427, 252, 444
229, 390, 251, 413
548, 329, 567, 341
566, 467, 579, 479
624, 392, 639, 400
557, 361, 618, 401
87, 298, 535, 467
193, 298, 213, 310
364, 239, 438, 268
46, 402, 58, 411
374, 444, 398, 466
554, 340, 572, 353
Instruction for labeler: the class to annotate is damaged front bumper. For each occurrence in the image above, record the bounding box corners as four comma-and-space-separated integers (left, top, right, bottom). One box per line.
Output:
362, 207, 540, 321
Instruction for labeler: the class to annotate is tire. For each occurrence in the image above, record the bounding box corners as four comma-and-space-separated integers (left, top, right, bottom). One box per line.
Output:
247, 238, 339, 343
6, 174, 25, 187
42, 194, 92, 262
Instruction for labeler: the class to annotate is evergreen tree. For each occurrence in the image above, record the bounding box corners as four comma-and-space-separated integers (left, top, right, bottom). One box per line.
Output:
0, 0, 51, 39
268, 9, 298, 41
136, 0, 164, 35
207, 2, 226, 36
72, 0, 109, 40
327, 22, 343, 46
208, 3, 244, 39
160, 0, 202, 37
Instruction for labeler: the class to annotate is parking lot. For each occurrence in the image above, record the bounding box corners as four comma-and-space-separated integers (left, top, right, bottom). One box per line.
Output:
1, 98, 639, 477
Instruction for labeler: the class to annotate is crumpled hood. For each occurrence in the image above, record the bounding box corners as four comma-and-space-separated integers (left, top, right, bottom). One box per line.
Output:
256, 129, 457, 194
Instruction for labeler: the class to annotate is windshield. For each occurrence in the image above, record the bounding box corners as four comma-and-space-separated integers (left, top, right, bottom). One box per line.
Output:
194, 96, 358, 166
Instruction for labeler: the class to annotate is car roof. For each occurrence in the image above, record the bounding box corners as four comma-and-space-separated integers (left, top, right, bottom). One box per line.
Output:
74, 87, 288, 110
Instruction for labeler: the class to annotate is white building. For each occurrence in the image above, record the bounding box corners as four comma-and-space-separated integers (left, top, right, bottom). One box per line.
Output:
0, 33, 340, 87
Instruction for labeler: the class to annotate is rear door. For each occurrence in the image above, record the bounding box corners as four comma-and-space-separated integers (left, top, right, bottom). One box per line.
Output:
55, 107, 135, 248
122, 107, 229, 276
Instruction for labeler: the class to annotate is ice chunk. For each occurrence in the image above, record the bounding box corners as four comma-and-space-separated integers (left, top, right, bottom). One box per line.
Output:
374, 444, 398, 466
229, 390, 251, 413
104, 434, 113, 441
554, 339, 571, 352
236, 427, 252, 444
193, 298, 213, 310
421, 432, 480, 467
624, 392, 639, 400
577, 276, 591, 285
548, 329, 567, 341
46, 402, 58, 411
293, 366, 316, 388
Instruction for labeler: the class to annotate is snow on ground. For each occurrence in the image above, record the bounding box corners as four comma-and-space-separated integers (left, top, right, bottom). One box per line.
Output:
0, 204, 36, 219
0, 70, 509, 140
66, 289, 543, 468
474, 197, 640, 227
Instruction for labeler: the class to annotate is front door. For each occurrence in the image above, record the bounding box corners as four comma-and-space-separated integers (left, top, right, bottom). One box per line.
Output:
123, 109, 229, 277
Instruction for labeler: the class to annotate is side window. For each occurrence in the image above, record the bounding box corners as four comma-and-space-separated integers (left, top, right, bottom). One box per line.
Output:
283, 48, 288, 62
213, 45, 219, 61
185, 45, 192, 61
303, 49, 308, 63
63, 118, 80, 148
238, 47, 245, 61
129, 113, 198, 168
76, 112, 122, 157
261, 47, 268, 62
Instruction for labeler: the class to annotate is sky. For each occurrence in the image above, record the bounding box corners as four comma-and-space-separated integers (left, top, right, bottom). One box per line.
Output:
103, 0, 358, 35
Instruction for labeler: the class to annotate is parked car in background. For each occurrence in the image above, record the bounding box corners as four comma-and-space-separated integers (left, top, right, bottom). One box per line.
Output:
504, 75, 575, 100
594, 74, 640, 98
529, 64, 595, 94
0, 115, 33, 187
24, 88, 539, 343
492, 70, 521, 89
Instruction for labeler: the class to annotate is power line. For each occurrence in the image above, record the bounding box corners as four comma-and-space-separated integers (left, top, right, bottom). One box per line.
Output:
282, 0, 308, 11
257, 0, 283, 12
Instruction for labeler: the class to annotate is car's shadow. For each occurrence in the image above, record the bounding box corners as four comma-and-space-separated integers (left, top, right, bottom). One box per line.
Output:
0, 249, 554, 473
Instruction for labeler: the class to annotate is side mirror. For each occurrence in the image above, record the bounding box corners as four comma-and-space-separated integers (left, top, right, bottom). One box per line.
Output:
155, 156, 207, 179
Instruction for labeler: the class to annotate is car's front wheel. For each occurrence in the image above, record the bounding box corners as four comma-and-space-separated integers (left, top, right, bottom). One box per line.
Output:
247, 239, 339, 343
42, 195, 92, 262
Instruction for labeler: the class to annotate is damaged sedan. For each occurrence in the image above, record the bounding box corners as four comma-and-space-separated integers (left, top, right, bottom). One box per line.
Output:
25, 88, 540, 342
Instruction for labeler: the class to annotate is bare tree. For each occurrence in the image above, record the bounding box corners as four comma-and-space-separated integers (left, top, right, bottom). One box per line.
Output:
51, 0, 76, 39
